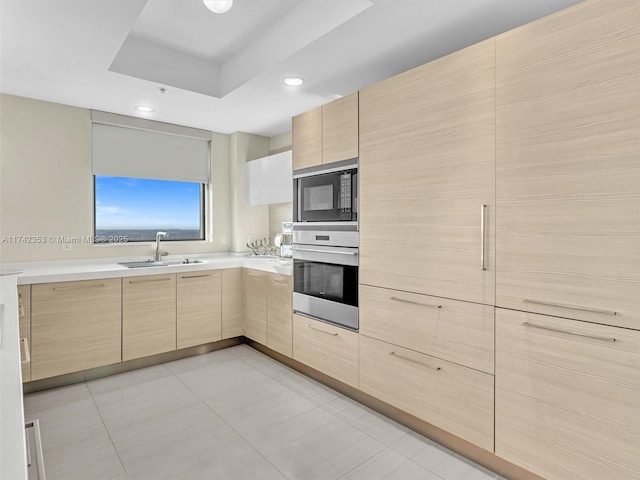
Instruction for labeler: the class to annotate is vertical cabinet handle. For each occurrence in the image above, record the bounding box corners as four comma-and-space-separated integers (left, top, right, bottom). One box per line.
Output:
25, 419, 46, 480
480, 204, 487, 271
21, 337, 31, 365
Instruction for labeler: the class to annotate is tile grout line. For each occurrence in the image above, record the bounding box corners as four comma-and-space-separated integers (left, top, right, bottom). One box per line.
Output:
84, 379, 130, 477
167, 356, 293, 480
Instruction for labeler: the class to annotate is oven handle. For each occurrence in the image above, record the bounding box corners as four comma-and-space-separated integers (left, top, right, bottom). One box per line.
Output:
292, 247, 358, 256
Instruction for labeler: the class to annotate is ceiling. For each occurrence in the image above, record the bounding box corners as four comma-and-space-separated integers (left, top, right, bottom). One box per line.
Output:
1, 0, 583, 137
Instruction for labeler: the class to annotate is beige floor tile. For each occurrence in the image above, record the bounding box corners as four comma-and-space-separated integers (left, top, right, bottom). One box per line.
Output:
339, 448, 440, 480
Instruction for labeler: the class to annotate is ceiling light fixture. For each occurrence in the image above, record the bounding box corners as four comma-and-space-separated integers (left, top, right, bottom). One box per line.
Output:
135, 105, 155, 113
283, 77, 304, 87
203, 0, 233, 14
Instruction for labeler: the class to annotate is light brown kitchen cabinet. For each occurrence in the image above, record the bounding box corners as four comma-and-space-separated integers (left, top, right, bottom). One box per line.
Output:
177, 271, 222, 349
495, 0, 640, 330
243, 268, 267, 344
495, 308, 640, 480
359, 284, 494, 374
292, 106, 322, 170
293, 92, 359, 170
359, 38, 496, 306
292, 314, 358, 388
31, 279, 121, 380
322, 92, 359, 164
17, 285, 31, 382
266, 273, 292, 357
123, 274, 176, 361
359, 335, 494, 452
222, 268, 244, 339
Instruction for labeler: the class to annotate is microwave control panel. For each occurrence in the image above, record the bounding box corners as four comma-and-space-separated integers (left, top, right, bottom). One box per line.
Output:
340, 173, 352, 212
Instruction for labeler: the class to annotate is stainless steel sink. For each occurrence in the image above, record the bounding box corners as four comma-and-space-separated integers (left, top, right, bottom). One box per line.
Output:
118, 259, 205, 269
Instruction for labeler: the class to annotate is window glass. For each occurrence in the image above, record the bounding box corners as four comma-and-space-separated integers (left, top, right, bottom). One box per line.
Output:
94, 176, 204, 242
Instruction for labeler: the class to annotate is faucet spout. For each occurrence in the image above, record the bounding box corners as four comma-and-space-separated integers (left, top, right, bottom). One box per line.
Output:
155, 231, 168, 261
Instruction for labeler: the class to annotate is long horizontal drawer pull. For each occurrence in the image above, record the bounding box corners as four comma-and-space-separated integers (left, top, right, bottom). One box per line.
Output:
292, 247, 358, 256
306, 324, 338, 336
390, 351, 441, 370
53, 283, 105, 291
273, 279, 289, 285
128, 277, 172, 284
21, 337, 31, 365
180, 273, 217, 279
390, 297, 442, 309
523, 298, 617, 316
522, 322, 616, 343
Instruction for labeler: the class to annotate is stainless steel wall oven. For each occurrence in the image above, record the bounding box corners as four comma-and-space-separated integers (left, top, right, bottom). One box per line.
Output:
292, 228, 359, 331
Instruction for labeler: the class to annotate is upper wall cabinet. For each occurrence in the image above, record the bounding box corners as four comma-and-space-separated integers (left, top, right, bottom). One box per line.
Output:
359, 39, 496, 306
246, 150, 292, 205
322, 92, 359, 165
292, 106, 322, 170
292, 92, 359, 170
495, 0, 640, 329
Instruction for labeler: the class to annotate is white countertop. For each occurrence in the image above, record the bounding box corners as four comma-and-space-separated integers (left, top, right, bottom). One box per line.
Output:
0, 274, 28, 480
2, 253, 292, 285
0, 253, 292, 480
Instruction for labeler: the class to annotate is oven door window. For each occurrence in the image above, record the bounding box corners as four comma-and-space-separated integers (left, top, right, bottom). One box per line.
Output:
293, 260, 358, 307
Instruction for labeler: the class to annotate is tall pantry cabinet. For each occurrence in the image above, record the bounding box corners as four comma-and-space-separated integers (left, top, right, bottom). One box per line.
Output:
359, 39, 496, 306
494, 1, 640, 479
357, 38, 497, 451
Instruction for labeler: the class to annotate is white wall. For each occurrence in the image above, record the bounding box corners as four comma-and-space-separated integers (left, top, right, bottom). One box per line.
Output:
229, 132, 271, 252
0, 94, 234, 262
268, 131, 293, 240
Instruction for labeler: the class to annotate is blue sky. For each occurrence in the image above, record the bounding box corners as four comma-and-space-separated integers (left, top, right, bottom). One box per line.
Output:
95, 176, 202, 230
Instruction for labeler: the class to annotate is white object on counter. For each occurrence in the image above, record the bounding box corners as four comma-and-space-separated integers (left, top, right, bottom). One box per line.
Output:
0, 274, 28, 480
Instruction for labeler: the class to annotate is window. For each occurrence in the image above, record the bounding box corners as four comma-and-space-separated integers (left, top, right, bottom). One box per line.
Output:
90, 110, 212, 243
94, 176, 205, 243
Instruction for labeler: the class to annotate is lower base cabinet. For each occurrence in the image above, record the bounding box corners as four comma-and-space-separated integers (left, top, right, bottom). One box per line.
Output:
266, 273, 292, 357
177, 271, 222, 349
244, 269, 268, 344
495, 308, 640, 480
292, 314, 359, 388
222, 268, 244, 339
359, 335, 494, 451
123, 274, 176, 361
18, 285, 31, 382
31, 279, 122, 380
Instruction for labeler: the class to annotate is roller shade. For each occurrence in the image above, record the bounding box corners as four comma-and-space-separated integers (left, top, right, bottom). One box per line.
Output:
92, 113, 210, 183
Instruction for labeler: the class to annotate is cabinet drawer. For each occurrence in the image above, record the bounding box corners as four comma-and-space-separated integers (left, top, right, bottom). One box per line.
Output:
292, 314, 358, 388
496, 309, 640, 480
360, 285, 494, 373
359, 335, 494, 451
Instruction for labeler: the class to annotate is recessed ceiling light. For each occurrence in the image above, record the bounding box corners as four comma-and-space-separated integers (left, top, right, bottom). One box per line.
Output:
135, 105, 155, 113
283, 77, 304, 87
203, 0, 233, 14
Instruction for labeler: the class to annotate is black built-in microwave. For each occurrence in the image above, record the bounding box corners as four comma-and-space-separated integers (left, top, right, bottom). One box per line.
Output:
293, 160, 357, 223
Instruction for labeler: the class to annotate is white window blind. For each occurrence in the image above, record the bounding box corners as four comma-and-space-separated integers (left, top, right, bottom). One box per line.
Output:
91, 111, 211, 183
